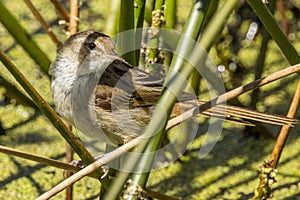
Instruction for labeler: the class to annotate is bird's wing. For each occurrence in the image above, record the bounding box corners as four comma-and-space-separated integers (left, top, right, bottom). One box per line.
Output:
94, 59, 299, 127
94, 59, 163, 110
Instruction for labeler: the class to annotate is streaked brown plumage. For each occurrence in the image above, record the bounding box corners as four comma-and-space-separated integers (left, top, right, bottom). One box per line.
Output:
49, 30, 298, 146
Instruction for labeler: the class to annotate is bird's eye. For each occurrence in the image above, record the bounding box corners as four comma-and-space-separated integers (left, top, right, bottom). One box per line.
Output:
88, 42, 96, 50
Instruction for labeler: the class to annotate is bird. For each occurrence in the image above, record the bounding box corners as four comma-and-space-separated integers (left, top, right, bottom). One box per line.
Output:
49, 30, 298, 146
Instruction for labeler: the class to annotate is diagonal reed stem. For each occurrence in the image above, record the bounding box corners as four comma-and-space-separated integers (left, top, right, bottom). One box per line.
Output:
23, 0, 61, 47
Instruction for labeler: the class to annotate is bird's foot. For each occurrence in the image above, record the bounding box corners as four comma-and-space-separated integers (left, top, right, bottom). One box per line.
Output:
66, 156, 109, 179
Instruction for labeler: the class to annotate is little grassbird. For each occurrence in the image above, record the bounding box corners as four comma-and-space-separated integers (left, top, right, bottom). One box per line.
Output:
49, 30, 297, 146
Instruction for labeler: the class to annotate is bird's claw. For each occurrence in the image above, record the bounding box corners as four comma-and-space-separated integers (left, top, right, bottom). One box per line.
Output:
67, 156, 109, 179
100, 165, 110, 179
69, 159, 86, 169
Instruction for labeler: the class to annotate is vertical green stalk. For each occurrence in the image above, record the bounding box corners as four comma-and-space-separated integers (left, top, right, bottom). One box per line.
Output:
105, 0, 121, 36
144, 6, 152, 24
117, 0, 145, 66
134, 0, 146, 29
0, 2, 51, 73
146, 0, 165, 72
118, 0, 136, 65
166, 0, 212, 165
163, 0, 176, 29
198, 1, 238, 51
134, 0, 146, 65
200, 0, 219, 33
165, 1, 209, 81
190, 0, 219, 94
162, 0, 176, 66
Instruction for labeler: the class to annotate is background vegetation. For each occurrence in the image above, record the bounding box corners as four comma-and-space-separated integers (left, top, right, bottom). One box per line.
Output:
0, 0, 299, 199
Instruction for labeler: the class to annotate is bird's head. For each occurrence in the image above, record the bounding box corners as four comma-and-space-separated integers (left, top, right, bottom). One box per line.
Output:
50, 30, 118, 77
